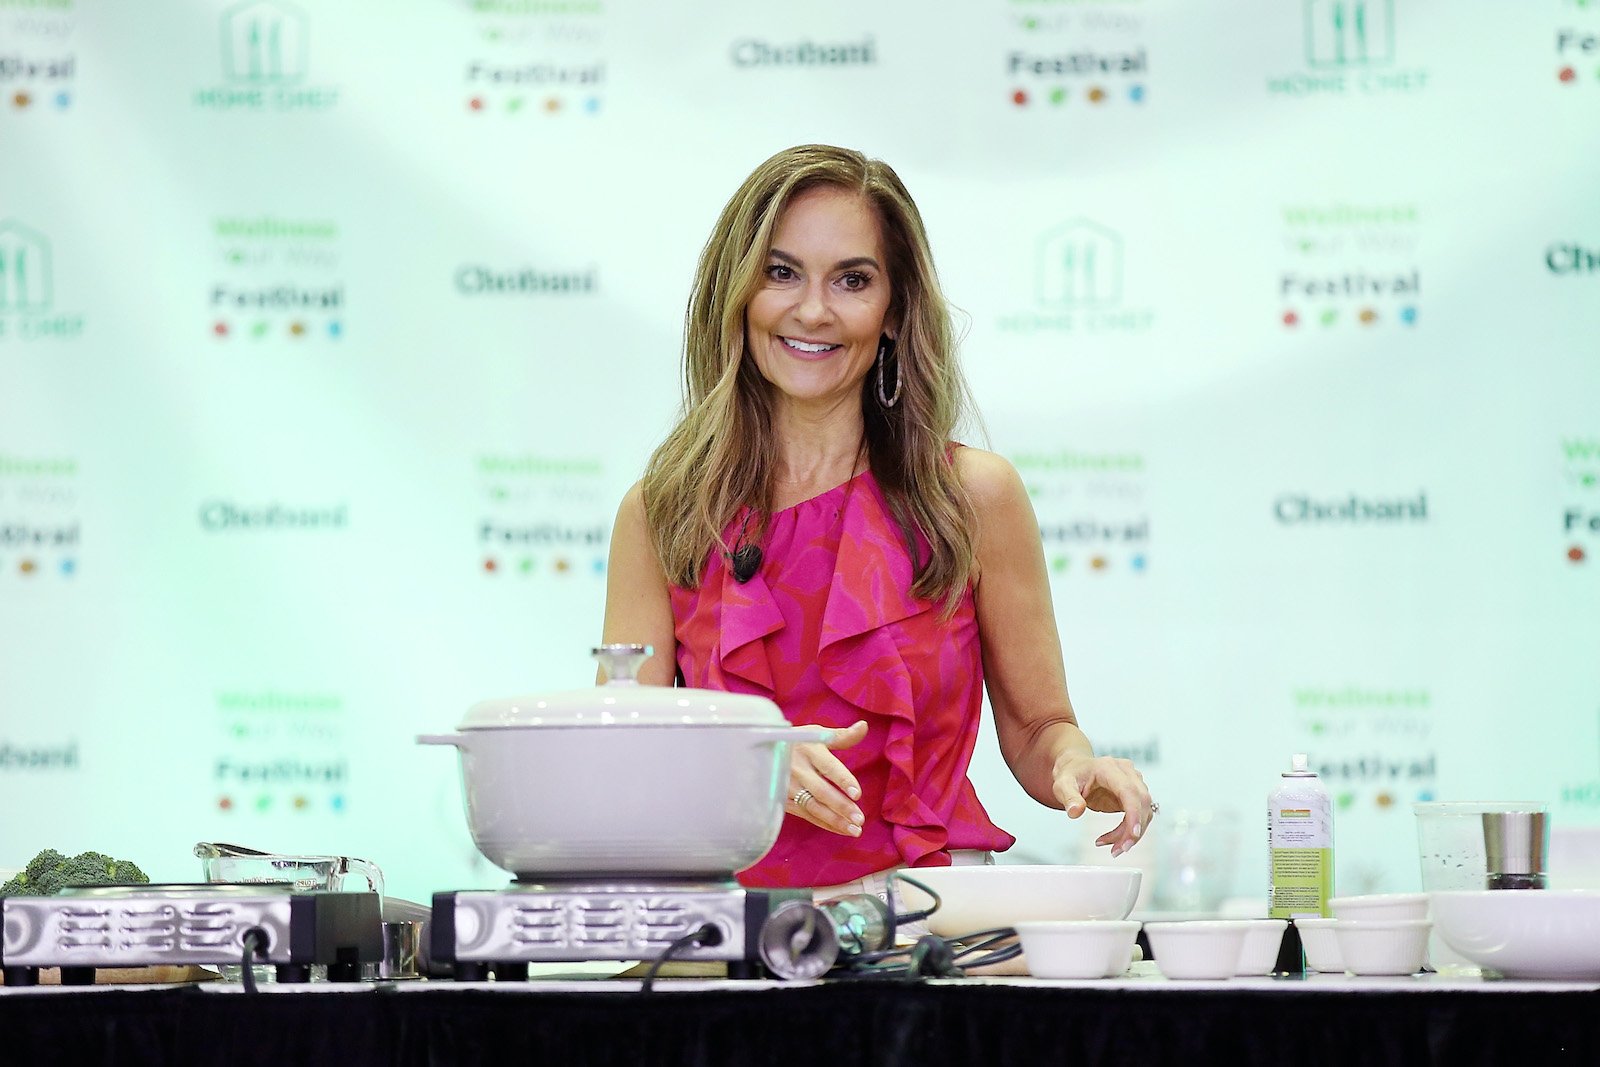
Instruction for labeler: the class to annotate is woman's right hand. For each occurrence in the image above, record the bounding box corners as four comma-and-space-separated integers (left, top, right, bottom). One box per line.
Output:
785, 719, 869, 836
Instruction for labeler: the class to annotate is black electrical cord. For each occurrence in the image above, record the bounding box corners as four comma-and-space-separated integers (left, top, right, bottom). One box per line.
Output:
885, 871, 941, 928
239, 927, 269, 995
639, 923, 723, 994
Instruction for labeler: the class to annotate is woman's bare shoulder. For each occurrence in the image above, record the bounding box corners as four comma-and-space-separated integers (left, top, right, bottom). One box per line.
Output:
953, 446, 1026, 508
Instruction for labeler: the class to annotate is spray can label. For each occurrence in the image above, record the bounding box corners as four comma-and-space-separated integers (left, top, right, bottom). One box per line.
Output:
1269, 788, 1333, 917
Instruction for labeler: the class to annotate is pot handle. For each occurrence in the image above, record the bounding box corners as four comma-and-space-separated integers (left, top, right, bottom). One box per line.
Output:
745, 726, 836, 746
416, 733, 464, 747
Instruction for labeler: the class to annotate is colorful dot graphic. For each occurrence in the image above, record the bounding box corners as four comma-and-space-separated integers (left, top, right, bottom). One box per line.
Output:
1375, 792, 1394, 809
1570, 545, 1587, 563
1012, 89, 1028, 106
1283, 310, 1299, 327
585, 96, 602, 114
213, 321, 229, 337
1049, 87, 1067, 106
255, 794, 272, 812
251, 321, 270, 337
60, 559, 75, 576
13, 91, 30, 109
1090, 555, 1108, 571
1416, 789, 1436, 803
18, 559, 37, 575
1052, 556, 1069, 572
1131, 555, 1147, 572
331, 795, 346, 812
1560, 66, 1577, 83
469, 96, 484, 111
520, 557, 536, 573
1320, 309, 1338, 326
292, 795, 309, 810
1087, 86, 1107, 104
483, 557, 498, 573
1129, 85, 1146, 103
328, 321, 342, 339
543, 96, 561, 113
218, 796, 234, 811
289, 321, 306, 337
554, 557, 571, 573
1337, 792, 1356, 810
1399, 306, 1418, 325
55, 91, 70, 109
507, 97, 524, 113
1359, 307, 1378, 325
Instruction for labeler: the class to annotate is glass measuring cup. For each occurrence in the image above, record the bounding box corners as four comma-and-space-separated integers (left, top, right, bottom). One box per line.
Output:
193, 841, 386, 898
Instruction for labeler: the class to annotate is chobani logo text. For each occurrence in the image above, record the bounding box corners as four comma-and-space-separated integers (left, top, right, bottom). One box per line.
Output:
199, 500, 349, 531
1274, 492, 1428, 524
456, 265, 597, 295
731, 37, 876, 67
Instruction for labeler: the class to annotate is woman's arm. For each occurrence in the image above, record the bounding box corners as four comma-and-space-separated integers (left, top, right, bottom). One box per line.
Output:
959, 448, 1155, 856
598, 481, 678, 686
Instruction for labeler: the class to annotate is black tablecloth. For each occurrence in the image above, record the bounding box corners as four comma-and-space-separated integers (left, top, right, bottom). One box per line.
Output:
3, 981, 1597, 1067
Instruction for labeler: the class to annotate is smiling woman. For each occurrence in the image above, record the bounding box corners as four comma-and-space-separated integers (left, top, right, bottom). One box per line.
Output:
599, 144, 1155, 901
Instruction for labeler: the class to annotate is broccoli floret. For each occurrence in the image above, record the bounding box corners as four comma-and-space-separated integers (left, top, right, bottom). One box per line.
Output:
110, 860, 149, 885
59, 853, 118, 889
24, 848, 67, 883
3, 848, 148, 896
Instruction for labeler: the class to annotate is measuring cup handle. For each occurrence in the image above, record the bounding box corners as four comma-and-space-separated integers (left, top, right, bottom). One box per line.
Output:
341, 856, 386, 902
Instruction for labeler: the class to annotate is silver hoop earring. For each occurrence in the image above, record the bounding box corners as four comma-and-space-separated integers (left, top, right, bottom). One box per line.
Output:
876, 340, 901, 408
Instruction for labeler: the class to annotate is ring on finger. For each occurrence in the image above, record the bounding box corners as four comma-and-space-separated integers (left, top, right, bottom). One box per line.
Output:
792, 788, 813, 810
1150, 801, 1160, 816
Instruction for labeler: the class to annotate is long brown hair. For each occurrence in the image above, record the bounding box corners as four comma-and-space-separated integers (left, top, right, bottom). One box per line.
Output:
643, 144, 980, 612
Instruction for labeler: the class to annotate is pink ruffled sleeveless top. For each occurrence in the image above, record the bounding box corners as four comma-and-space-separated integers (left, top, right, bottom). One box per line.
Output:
670, 468, 1015, 888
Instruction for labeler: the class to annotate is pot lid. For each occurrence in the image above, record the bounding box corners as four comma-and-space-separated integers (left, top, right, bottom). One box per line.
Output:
458, 644, 786, 729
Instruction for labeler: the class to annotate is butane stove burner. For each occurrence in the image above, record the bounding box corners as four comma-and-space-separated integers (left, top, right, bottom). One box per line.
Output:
431, 879, 812, 981
0, 883, 382, 986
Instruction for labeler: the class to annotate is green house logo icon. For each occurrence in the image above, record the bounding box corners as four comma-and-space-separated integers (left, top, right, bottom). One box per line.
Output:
222, 0, 308, 84
0, 220, 53, 312
1037, 220, 1123, 308
1305, 0, 1394, 68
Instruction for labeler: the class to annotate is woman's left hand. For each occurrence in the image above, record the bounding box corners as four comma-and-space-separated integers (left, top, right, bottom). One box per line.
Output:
1053, 754, 1156, 857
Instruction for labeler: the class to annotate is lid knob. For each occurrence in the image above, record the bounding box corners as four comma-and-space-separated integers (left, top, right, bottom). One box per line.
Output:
592, 643, 653, 686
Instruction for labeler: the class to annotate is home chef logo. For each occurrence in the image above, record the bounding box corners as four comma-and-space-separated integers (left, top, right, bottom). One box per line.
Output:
730, 37, 876, 68
1279, 202, 1420, 329
0, 219, 86, 341
0, 453, 80, 579
198, 500, 349, 531
215, 689, 347, 814
211, 215, 344, 341
477, 452, 608, 577
1014, 449, 1149, 574
1266, 0, 1429, 97
193, 1, 339, 112
1004, 0, 1149, 109
997, 220, 1155, 335
0, 739, 78, 772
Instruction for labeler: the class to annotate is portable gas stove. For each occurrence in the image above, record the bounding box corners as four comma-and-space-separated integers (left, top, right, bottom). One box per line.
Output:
431, 879, 814, 980
1, 883, 382, 986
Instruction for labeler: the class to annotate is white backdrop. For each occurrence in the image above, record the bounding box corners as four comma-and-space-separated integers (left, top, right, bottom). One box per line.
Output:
2, 0, 1598, 907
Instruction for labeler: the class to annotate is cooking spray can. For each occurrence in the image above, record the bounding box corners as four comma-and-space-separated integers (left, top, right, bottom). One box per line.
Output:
1269, 754, 1333, 975
1268, 753, 1334, 918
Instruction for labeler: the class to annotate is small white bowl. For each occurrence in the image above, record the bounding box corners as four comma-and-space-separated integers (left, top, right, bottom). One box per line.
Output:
1144, 920, 1250, 980
1013, 920, 1142, 979
1334, 919, 1431, 976
1329, 893, 1429, 921
1234, 919, 1288, 975
896, 865, 1141, 937
1295, 917, 1344, 973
